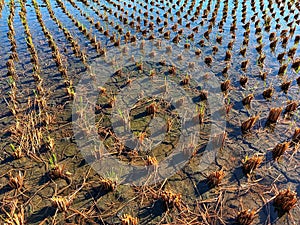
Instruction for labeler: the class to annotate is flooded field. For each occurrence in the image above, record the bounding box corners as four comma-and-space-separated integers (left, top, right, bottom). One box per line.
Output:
0, 0, 299, 224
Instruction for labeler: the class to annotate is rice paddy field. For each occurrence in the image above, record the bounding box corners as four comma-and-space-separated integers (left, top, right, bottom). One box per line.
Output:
0, 0, 300, 224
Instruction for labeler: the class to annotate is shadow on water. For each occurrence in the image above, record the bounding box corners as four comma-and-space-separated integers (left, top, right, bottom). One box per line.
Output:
138, 199, 166, 224
258, 200, 288, 225
84, 186, 112, 201
195, 179, 210, 197
27, 206, 56, 224
38, 173, 51, 185
1, 155, 14, 165
229, 166, 244, 184
0, 184, 12, 195
133, 111, 148, 120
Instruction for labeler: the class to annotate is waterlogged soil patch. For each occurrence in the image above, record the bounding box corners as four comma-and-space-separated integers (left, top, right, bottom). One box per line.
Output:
94, 61, 211, 167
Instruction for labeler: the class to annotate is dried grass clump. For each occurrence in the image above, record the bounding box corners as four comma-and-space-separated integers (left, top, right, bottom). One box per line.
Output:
221, 80, 231, 92
273, 189, 297, 213
240, 47, 247, 57
241, 115, 259, 134
257, 53, 266, 66
146, 155, 158, 167
278, 64, 288, 76
146, 102, 157, 116
8, 171, 25, 190
291, 128, 300, 145
181, 74, 190, 85
168, 65, 176, 75
177, 54, 183, 61
277, 52, 285, 61
240, 76, 248, 87
242, 155, 263, 175
49, 163, 71, 181
108, 95, 116, 108
159, 190, 182, 209
272, 142, 289, 161
236, 209, 256, 225
270, 38, 277, 50
207, 169, 225, 187
284, 101, 298, 114
1, 199, 25, 225
242, 94, 254, 106
262, 87, 274, 99
121, 214, 139, 225
212, 45, 218, 54
269, 32, 276, 41
288, 46, 297, 58
291, 58, 300, 72
199, 39, 205, 47
258, 69, 266, 80
204, 56, 213, 66
199, 90, 208, 101
99, 177, 117, 191
222, 64, 230, 76
172, 34, 180, 43
51, 196, 72, 212
184, 42, 190, 49
241, 59, 249, 71
225, 50, 232, 61
188, 62, 195, 69
195, 48, 201, 55
9, 144, 23, 159
266, 107, 282, 124
281, 80, 292, 93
